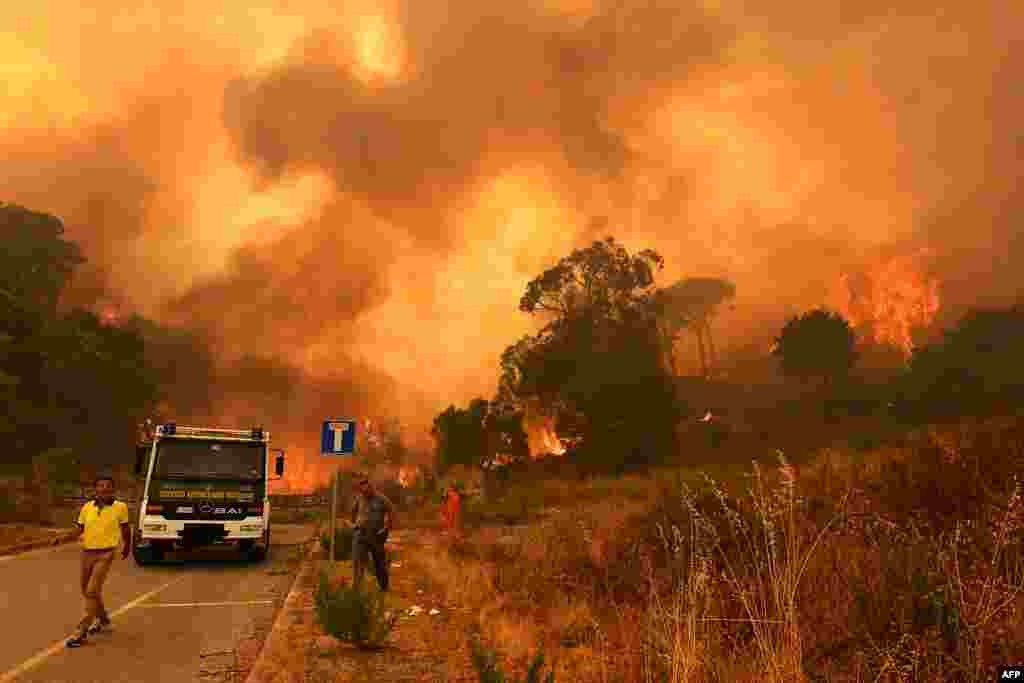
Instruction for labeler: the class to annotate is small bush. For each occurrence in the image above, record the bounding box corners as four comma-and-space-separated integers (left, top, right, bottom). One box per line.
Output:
468, 635, 555, 683
314, 570, 396, 649
469, 485, 546, 525
320, 526, 355, 560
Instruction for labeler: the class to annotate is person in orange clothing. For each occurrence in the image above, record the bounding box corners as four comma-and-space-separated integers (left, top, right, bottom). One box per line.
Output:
445, 482, 464, 539
439, 488, 450, 532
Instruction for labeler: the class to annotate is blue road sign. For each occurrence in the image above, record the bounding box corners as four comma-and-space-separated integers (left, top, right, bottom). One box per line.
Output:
321, 419, 357, 455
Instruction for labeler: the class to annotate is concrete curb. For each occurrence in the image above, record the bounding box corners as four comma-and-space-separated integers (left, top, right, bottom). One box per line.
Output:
0, 530, 78, 558
244, 525, 323, 683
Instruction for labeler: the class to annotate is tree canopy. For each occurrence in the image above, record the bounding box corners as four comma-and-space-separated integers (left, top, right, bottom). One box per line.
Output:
904, 304, 1024, 417
0, 203, 168, 467
772, 308, 858, 387
651, 277, 736, 377
519, 236, 664, 327
430, 398, 529, 473
502, 236, 681, 470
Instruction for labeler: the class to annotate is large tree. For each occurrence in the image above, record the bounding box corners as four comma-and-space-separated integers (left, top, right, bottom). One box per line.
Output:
431, 399, 489, 474
41, 310, 160, 464
511, 236, 680, 470
519, 236, 664, 326
0, 204, 84, 457
772, 308, 858, 388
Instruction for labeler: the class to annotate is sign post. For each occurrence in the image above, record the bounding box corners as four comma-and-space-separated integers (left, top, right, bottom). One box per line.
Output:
321, 419, 357, 563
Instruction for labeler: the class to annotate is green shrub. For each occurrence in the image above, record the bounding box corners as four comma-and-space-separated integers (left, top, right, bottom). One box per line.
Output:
314, 570, 396, 649
468, 635, 556, 683
470, 485, 546, 524
320, 526, 355, 560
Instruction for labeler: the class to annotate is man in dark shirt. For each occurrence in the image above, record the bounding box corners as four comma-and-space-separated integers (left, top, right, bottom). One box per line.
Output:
349, 478, 393, 592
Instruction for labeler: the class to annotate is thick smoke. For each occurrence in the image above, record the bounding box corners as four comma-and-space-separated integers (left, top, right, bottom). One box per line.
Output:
2, 0, 1021, 486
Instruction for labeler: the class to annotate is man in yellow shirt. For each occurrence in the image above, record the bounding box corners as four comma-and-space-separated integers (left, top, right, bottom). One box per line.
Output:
66, 475, 132, 648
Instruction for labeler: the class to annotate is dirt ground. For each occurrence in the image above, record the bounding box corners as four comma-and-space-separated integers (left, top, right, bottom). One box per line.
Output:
272, 524, 483, 683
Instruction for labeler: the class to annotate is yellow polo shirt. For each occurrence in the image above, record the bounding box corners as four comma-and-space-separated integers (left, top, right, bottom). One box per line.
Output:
78, 500, 130, 550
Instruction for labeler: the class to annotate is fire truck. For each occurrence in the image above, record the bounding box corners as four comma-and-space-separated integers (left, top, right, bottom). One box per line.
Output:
132, 423, 284, 565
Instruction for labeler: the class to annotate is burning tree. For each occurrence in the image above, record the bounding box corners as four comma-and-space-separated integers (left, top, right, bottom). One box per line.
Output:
430, 398, 529, 473
507, 236, 681, 469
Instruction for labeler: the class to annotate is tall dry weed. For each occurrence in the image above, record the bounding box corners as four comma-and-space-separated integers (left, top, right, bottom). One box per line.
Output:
644, 452, 849, 683
940, 476, 1024, 680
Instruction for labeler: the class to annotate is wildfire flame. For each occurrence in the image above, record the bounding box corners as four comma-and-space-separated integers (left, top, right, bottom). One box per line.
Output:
526, 415, 566, 457
352, 15, 406, 83
832, 246, 940, 354
397, 465, 419, 488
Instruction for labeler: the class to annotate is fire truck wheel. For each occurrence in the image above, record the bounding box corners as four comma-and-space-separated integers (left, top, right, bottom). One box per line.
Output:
133, 543, 163, 565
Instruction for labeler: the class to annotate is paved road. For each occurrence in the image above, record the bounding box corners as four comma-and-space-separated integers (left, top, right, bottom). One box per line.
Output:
0, 523, 317, 683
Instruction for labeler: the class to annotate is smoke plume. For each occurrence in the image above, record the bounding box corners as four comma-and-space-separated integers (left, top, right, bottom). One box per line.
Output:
2, 0, 1021, 488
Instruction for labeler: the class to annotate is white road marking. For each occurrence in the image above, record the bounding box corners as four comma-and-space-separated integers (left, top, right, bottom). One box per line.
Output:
0, 574, 187, 683
137, 600, 275, 608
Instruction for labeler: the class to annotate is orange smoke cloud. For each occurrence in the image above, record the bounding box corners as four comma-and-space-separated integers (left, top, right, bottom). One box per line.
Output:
2, 0, 1022, 486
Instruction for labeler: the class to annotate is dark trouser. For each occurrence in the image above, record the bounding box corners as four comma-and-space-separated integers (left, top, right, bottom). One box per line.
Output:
351, 528, 388, 591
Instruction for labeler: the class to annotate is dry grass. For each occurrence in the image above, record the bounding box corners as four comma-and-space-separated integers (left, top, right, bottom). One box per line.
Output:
415, 416, 1024, 683
0, 523, 67, 548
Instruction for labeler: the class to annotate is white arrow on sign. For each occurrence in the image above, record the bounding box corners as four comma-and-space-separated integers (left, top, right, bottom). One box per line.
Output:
330, 422, 350, 452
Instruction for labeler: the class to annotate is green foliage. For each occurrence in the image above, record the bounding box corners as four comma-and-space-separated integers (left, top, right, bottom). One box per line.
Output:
904, 304, 1024, 419
320, 526, 355, 560
314, 570, 395, 649
518, 236, 662, 323
432, 399, 490, 472
773, 308, 858, 386
432, 398, 530, 473
468, 635, 556, 683
504, 237, 682, 470
41, 310, 160, 462
0, 203, 84, 320
467, 484, 546, 524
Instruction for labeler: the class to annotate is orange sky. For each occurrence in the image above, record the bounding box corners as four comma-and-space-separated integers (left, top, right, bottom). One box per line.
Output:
3, 0, 1022, 488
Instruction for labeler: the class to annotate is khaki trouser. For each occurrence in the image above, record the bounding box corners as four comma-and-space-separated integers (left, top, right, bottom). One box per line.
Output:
77, 548, 116, 634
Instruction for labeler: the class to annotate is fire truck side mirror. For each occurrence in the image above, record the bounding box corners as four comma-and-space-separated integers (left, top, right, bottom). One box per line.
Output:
275, 454, 285, 476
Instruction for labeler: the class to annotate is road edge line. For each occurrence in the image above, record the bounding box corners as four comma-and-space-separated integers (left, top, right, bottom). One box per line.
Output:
243, 526, 322, 683
0, 573, 188, 683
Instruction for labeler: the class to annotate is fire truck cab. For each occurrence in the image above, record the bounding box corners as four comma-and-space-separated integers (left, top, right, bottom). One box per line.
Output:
133, 423, 284, 565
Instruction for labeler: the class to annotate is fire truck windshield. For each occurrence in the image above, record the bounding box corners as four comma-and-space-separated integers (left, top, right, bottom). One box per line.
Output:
154, 439, 265, 480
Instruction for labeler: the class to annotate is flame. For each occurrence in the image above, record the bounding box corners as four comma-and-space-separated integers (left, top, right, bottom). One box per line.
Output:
397, 465, 419, 488
832, 246, 941, 354
98, 304, 120, 324
352, 15, 406, 83
525, 414, 566, 457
